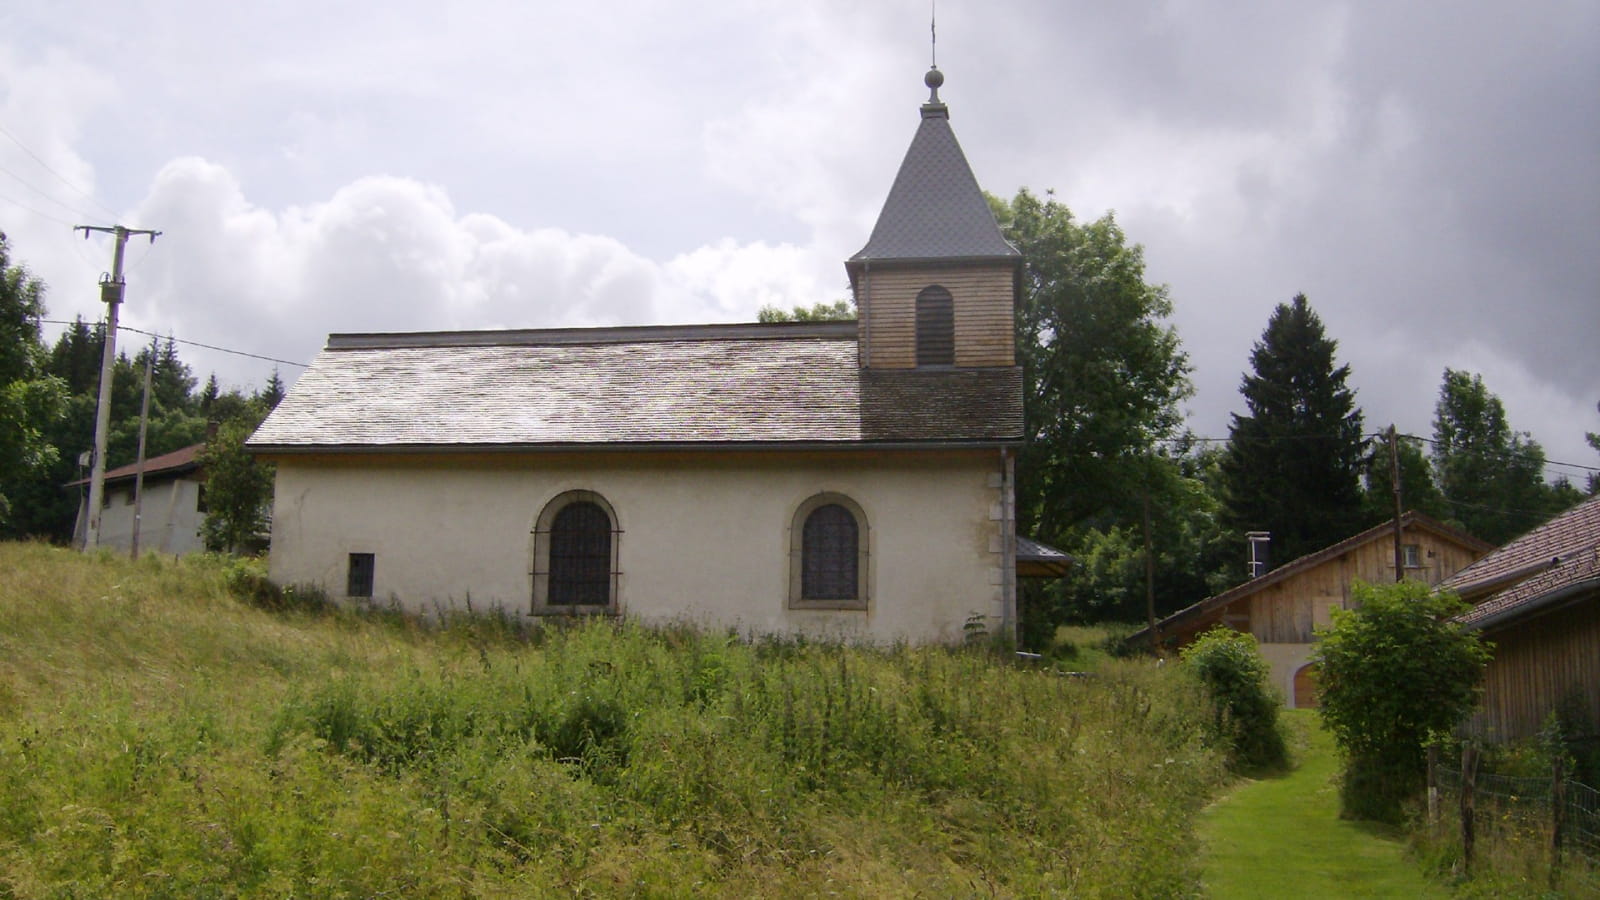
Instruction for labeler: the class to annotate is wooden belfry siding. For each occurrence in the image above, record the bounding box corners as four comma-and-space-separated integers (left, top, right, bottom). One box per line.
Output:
1466, 594, 1600, 742
859, 265, 1014, 368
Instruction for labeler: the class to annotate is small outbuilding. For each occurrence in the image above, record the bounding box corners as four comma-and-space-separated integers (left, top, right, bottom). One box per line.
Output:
1444, 494, 1600, 743
1129, 512, 1493, 707
68, 443, 209, 556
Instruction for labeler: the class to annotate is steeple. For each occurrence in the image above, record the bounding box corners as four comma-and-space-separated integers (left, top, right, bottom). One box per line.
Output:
848, 67, 1019, 267
848, 68, 1021, 372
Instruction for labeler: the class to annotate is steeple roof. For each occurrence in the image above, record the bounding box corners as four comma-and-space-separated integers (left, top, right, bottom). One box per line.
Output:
850, 68, 1019, 266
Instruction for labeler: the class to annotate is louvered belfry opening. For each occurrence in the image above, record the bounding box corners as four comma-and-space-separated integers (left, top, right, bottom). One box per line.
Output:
915, 285, 955, 366
802, 503, 859, 600
549, 501, 612, 606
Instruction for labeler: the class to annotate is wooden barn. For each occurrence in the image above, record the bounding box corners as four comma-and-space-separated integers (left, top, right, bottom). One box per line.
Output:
1444, 494, 1600, 743
1129, 512, 1493, 707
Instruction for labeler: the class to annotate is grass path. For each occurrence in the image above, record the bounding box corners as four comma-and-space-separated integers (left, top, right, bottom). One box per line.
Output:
1198, 711, 1451, 898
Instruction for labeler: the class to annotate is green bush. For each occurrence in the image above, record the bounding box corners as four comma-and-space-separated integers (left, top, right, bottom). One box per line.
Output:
1180, 625, 1287, 772
1314, 580, 1490, 823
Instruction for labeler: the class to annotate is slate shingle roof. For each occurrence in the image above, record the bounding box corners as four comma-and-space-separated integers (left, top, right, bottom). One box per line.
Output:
247, 321, 1024, 452
850, 94, 1019, 265
1444, 494, 1600, 629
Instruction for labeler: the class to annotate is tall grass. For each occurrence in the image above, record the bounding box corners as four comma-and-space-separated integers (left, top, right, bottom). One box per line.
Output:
0, 543, 1230, 897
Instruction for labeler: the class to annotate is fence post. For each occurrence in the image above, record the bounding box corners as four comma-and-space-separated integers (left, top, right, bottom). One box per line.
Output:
1460, 742, 1478, 870
1550, 754, 1566, 888
1427, 744, 1439, 825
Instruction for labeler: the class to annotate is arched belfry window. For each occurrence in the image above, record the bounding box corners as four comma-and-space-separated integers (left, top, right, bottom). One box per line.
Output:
533, 490, 621, 614
915, 285, 955, 366
789, 493, 869, 610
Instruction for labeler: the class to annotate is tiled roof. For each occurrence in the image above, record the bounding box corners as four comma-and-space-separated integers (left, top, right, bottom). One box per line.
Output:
1447, 494, 1600, 629
1128, 511, 1493, 644
66, 443, 204, 487
850, 92, 1019, 265
247, 321, 1023, 452
1440, 493, 1600, 601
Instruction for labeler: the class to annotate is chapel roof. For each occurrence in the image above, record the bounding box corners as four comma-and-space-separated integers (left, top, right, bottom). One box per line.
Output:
246, 321, 1023, 453
849, 68, 1019, 266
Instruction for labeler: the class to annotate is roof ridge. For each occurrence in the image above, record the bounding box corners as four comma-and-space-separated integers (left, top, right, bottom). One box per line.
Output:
326, 320, 858, 351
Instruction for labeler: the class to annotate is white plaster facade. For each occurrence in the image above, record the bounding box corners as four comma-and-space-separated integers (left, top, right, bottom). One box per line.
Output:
267, 449, 1011, 643
75, 477, 206, 556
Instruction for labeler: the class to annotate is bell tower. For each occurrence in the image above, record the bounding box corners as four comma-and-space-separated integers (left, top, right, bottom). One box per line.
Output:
847, 67, 1021, 370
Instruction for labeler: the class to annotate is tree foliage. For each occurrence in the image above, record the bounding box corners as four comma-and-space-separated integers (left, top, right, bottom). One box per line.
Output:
1220, 294, 1366, 568
0, 234, 67, 533
1361, 431, 1447, 524
1180, 626, 1287, 772
0, 234, 286, 542
990, 190, 1210, 636
199, 411, 276, 554
1430, 369, 1568, 544
756, 299, 855, 322
1314, 580, 1490, 822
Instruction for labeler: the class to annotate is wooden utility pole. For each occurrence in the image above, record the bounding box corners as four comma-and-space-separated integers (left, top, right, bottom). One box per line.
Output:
76, 225, 160, 550
130, 337, 156, 559
1389, 425, 1405, 582
1143, 490, 1158, 651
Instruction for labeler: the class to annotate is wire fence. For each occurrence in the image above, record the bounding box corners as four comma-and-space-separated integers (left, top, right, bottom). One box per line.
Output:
1430, 748, 1600, 894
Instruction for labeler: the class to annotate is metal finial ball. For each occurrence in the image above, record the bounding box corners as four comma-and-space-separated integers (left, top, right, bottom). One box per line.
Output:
925, 67, 944, 90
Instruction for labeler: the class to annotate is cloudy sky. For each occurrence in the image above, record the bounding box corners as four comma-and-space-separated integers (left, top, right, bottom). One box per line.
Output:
3, 1, 1596, 479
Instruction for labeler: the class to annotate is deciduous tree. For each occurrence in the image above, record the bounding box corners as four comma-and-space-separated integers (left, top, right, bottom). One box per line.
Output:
1431, 369, 1564, 544
1314, 581, 1489, 822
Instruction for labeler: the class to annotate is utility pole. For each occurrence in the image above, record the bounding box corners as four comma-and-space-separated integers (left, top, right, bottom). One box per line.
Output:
130, 336, 156, 559
1389, 425, 1405, 582
77, 224, 161, 550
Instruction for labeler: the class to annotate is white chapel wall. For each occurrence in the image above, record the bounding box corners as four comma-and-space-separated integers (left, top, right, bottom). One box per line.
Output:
266, 450, 1007, 644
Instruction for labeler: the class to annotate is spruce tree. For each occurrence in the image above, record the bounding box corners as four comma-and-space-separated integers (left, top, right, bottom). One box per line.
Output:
1220, 294, 1366, 569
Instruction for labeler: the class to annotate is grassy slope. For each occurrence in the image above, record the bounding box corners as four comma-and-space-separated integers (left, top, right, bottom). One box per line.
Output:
0, 543, 1232, 898
1198, 711, 1451, 899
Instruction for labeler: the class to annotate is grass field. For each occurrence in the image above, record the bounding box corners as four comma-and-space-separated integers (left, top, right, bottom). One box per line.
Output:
1199, 711, 1452, 899
0, 543, 1232, 897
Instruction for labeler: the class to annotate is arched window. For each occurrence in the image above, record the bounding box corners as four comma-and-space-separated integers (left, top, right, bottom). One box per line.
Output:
789, 493, 869, 609
533, 491, 620, 614
915, 285, 955, 366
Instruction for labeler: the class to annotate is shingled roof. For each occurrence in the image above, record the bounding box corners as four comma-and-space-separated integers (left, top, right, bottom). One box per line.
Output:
247, 321, 1024, 453
849, 69, 1019, 267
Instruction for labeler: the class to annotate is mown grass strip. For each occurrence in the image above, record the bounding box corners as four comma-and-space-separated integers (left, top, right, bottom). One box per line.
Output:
1199, 710, 1450, 898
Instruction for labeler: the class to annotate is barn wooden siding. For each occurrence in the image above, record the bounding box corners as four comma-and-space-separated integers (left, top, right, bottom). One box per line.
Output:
858, 265, 1014, 368
1464, 592, 1600, 742
1243, 528, 1484, 643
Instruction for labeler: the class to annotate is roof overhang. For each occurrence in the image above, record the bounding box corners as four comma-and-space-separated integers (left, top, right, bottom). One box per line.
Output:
248, 438, 1025, 459
1463, 577, 1600, 633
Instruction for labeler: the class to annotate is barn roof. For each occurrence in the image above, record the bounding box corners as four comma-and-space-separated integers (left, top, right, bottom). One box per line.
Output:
848, 68, 1019, 267
247, 321, 1024, 453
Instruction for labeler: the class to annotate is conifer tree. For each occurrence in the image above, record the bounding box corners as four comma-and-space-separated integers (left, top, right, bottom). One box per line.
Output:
1220, 294, 1366, 569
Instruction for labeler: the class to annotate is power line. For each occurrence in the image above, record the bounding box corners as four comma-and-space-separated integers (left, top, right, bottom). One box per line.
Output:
0, 162, 98, 221
0, 118, 121, 221
0, 190, 79, 229
40, 318, 309, 369
1151, 431, 1598, 475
